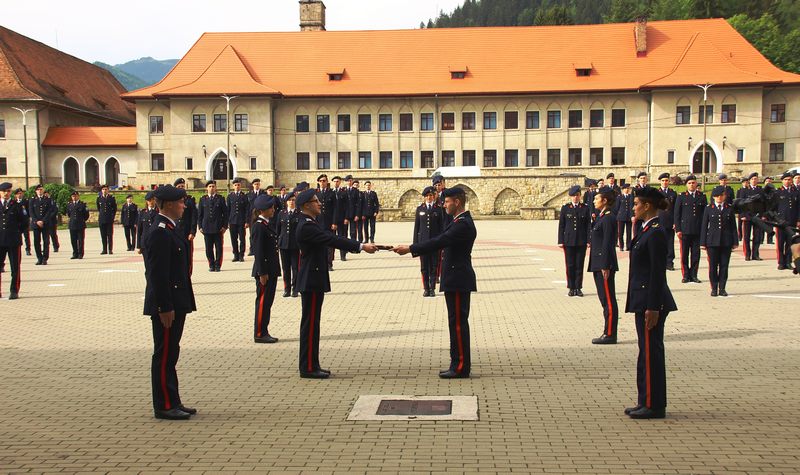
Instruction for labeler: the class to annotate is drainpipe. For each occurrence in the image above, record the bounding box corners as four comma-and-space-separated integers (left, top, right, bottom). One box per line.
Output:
434, 94, 440, 170
271, 99, 277, 184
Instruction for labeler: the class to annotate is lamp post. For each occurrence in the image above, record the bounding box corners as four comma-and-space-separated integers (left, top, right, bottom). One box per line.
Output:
221, 95, 238, 192
11, 106, 36, 189
695, 84, 712, 188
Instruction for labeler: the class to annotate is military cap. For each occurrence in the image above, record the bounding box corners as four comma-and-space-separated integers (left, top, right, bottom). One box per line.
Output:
584, 178, 596, 187
332, 175, 342, 181
711, 186, 726, 197
747, 172, 759, 180
295, 189, 317, 207
0, 182, 12, 191
286, 191, 296, 200
316, 174, 328, 182
126, 194, 133, 199
764, 183, 776, 191
441, 187, 465, 199
295, 181, 310, 192
253, 194, 276, 211
432, 175, 443, 185
781, 172, 792, 179
265, 184, 275, 190
792, 171, 799, 177
344, 174, 354, 181
206, 180, 216, 187
658, 172, 670, 180
685, 174, 697, 182
251, 178, 261, 184
34, 184, 43, 190
232, 177, 242, 184
621, 183, 631, 189
100, 184, 109, 189
145, 190, 155, 200
422, 186, 436, 196
173, 178, 186, 186
568, 185, 582, 196
637, 172, 648, 178
634, 186, 663, 201
153, 185, 186, 202
606, 173, 615, 179
740, 177, 749, 183
717, 173, 728, 180
70, 191, 79, 196
14, 188, 24, 194
598, 186, 613, 194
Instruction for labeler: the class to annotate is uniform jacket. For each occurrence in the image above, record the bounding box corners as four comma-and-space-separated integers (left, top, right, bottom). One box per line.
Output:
246, 189, 265, 219
347, 187, 362, 220
558, 202, 591, 246
334, 187, 349, 224
615, 193, 633, 222
137, 207, 159, 248
176, 196, 198, 238
66, 200, 89, 231
295, 213, 361, 292
656, 187, 678, 230
141, 214, 196, 316
0, 198, 25, 246
700, 203, 738, 248
674, 190, 708, 235
625, 218, 678, 313
721, 185, 735, 206
316, 187, 337, 231
413, 202, 444, 244
15, 198, 30, 226
96, 194, 117, 224
587, 209, 619, 272
410, 211, 477, 292
583, 190, 598, 220
362, 190, 380, 216
774, 186, 799, 224
121, 203, 138, 226
29, 195, 56, 229
277, 208, 300, 250
251, 216, 281, 278
198, 194, 228, 233
437, 191, 455, 227
226, 191, 250, 225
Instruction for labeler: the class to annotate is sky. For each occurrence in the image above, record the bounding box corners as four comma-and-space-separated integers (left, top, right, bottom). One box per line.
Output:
2, 0, 464, 65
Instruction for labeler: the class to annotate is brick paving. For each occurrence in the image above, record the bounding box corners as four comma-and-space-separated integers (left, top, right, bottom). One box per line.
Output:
1, 220, 798, 474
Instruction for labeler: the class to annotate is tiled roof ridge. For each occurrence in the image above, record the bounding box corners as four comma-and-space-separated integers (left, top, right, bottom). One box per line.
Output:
640, 33, 700, 88
123, 33, 209, 98
0, 37, 41, 100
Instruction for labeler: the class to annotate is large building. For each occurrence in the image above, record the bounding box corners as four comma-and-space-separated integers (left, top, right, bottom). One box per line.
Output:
3, 2, 800, 218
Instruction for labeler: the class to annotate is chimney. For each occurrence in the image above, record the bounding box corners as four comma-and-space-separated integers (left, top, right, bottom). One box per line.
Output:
634, 17, 647, 54
300, 0, 326, 32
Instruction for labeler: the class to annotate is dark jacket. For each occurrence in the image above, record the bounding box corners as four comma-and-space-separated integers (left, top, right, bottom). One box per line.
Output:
66, 200, 89, 231
774, 186, 799, 224
615, 193, 633, 222
674, 190, 708, 235
362, 190, 380, 216
558, 202, 591, 246
334, 187, 348, 225
625, 218, 678, 313
587, 209, 618, 272
141, 214, 196, 316
0, 198, 25, 247
251, 216, 281, 278
583, 190, 598, 220
29, 195, 56, 229
121, 202, 138, 226
721, 185, 735, 206
246, 189, 266, 219
227, 191, 250, 226
413, 202, 444, 244
347, 187, 362, 220
410, 211, 477, 292
656, 187, 678, 230
316, 187, 337, 231
198, 194, 228, 233
15, 197, 30, 227
700, 203, 738, 248
277, 208, 300, 250
296, 213, 361, 292
96, 194, 117, 224
137, 207, 159, 249
176, 196, 198, 238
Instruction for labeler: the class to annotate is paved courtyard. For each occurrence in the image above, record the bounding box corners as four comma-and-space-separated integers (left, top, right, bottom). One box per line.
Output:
1, 220, 799, 474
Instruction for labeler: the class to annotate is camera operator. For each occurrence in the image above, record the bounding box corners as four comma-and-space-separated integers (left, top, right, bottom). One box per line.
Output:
774, 172, 800, 270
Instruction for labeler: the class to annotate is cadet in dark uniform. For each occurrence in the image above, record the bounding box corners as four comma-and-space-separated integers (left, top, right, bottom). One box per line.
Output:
606, 173, 621, 196
14, 189, 31, 256
743, 172, 764, 260
736, 176, 749, 242
717, 173, 735, 206
121, 195, 138, 251
774, 173, 800, 269
198, 180, 228, 272
251, 194, 281, 343
136, 192, 159, 254
294, 189, 378, 378
30, 184, 55, 265
674, 175, 707, 283
277, 193, 300, 298
0, 182, 25, 299
558, 185, 591, 296
434, 175, 454, 228
615, 184, 633, 250
43, 191, 60, 253
66, 191, 89, 259
395, 187, 478, 378
632, 172, 649, 238
700, 186, 738, 296
624, 186, 677, 419
583, 179, 598, 223
332, 176, 350, 261
414, 186, 444, 297
227, 178, 249, 262
246, 178, 265, 256
141, 185, 197, 420
97, 185, 117, 254
657, 173, 678, 271
173, 178, 197, 275
588, 187, 619, 344
348, 179, 364, 242
315, 174, 338, 270
362, 181, 380, 243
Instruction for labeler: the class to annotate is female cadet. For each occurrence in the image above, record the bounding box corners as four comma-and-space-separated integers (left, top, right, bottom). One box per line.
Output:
624, 187, 677, 419
589, 186, 619, 345
251, 194, 281, 344
700, 186, 738, 297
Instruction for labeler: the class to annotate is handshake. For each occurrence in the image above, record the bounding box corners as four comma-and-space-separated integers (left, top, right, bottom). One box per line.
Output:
361, 244, 413, 255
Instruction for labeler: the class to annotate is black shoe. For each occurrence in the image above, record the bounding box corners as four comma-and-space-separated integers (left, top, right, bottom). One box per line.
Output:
42, 260, 47, 265
628, 406, 665, 419
754, 256, 763, 261
692, 277, 701, 283
154, 408, 191, 420
778, 265, 786, 270
319, 368, 331, 375
215, 266, 221, 272
101, 251, 107, 255
710, 289, 718, 297
719, 289, 728, 297
70, 256, 78, 259
328, 265, 334, 271
575, 289, 584, 297
300, 370, 330, 379
624, 405, 642, 415
666, 265, 675, 271
109, 251, 113, 255
745, 256, 751, 261
291, 292, 299, 298
568, 289, 575, 297
9, 292, 18, 300
26, 250, 31, 256
209, 267, 215, 272
681, 278, 689, 283
35, 260, 42, 265
254, 335, 278, 344
591, 335, 617, 345
178, 405, 197, 415
439, 370, 469, 379
283, 291, 291, 298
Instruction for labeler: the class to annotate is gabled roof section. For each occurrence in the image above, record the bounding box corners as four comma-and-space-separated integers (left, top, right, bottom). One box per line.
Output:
42, 127, 137, 147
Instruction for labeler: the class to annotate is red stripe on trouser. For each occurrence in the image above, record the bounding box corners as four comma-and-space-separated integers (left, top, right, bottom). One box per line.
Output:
161, 326, 171, 410
603, 277, 614, 336
308, 292, 317, 372
645, 328, 651, 408
775, 227, 781, 262
561, 247, 569, 287
455, 292, 465, 372
256, 283, 266, 337
420, 273, 425, 288
679, 238, 686, 277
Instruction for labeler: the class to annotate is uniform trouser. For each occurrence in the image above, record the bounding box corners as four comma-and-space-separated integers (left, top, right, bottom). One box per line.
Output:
150, 312, 186, 411
679, 234, 701, 279
592, 271, 618, 338
776, 227, 794, 268
742, 220, 763, 259
420, 252, 440, 292
49, 224, 60, 250
350, 219, 363, 242
22, 228, 31, 252
444, 291, 471, 374
635, 310, 669, 410
254, 276, 278, 338
0, 244, 21, 297
737, 217, 743, 240
248, 227, 255, 255
203, 232, 223, 268
706, 246, 731, 291
364, 216, 376, 242
33, 227, 50, 262
299, 291, 325, 373
124, 225, 136, 250
562, 245, 587, 290
617, 221, 632, 250
99, 223, 114, 252
280, 249, 299, 292
69, 229, 86, 258
664, 229, 675, 267
229, 223, 246, 258
336, 223, 348, 260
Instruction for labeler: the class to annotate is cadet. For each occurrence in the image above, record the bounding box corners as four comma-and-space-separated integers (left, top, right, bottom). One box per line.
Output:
14, 188, 31, 256
251, 194, 281, 343
414, 186, 445, 297
558, 185, 591, 296
141, 185, 197, 420
43, 191, 60, 253
793, 172, 800, 193
583, 179, 598, 223
227, 178, 249, 262
606, 173, 621, 195
615, 184, 633, 250
66, 191, 89, 259
362, 181, 380, 243
277, 193, 300, 298
774, 172, 800, 270
348, 178, 364, 243
294, 189, 377, 378
0, 182, 25, 299
315, 174, 337, 270
433, 175, 454, 227
736, 176, 749, 241
136, 192, 159, 254
173, 178, 197, 274
30, 184, 55, 265
588, 186, 619, 344
624, 186, 677, 419
198, 180, 228, 272
246, 178, 265, 256
700, 186, 738, 296
656, 173, 678, 271
277, 186, 290, 210
741, 172, 764, 261
718, 173, 735, 206
332, 176, 350, 261
121, 194, 138, 251
394, 187, 478, 379
97, 184, 117, 254
632, 171, 649, 238
674, 175, 707, 283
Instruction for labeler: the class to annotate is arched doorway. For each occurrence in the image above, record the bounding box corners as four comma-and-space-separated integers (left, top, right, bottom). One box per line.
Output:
63, 157, 79, 186
105, 157, 120, 187
689, 141, 722, 174
210, 152, 234, 181
85, 157, 100, 186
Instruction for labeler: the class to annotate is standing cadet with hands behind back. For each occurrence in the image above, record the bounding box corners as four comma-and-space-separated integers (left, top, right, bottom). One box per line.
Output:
558, 185, 591, 297
414, 186, 444, 298
0, 182, 25, 299
674, 175, 707, 283
198, 180, 228, 272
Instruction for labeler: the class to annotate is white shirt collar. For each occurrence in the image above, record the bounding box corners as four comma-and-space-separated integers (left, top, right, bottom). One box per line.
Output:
158, 213, 176, 227
642, 216, 658, 229
453, 210, 467, 221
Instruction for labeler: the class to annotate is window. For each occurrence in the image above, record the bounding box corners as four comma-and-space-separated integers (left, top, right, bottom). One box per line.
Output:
611, 109, 626, 127
192, 114, 206, 132
526, 149, 539, 167
379, 114, 392, 132
421, 113, 434, 131
441, 112, 455, 131
576, 68, 592, 77
0, 119, 5, 138
442, 150, 455, 167
547, 110, 561, 128
337, 114, 351, 132
400, 151, 413, 169
590, 110, 604, 128
317, 152, 331, 169
483, 112, 497, 130
699, 105, 714, 124
771, 104, 786, 123
769, 143, 785, 162
185, 157, 193, 170
234, 114, 248, 132
504, 149, 519, 167
721, 105, 736, 123
151, 153, 165, 171
450, 71, 466, 79
568, 148, 582, 166
296, 115, 309, 133
379, 151, 392, 169
337, 152, 351, 169
249, 156, 257, 170
149, 116, 163, 134
296, 152, 310, 170
589, 147, 603, 166
328, 73, 343, 81
399, 113, 413, 131
0, 157, 6, 175
547, 149, 561, 167
358, 151, 372, 169
504, 111, 518, 129
483, 150, 497, 167
421, 151, 434, 168
737, 149, 745, 163
358, 114, 372, 132
667, 150, 675, 164
611, 147, 625, 165
463, 150, 476, 166
526, 111, 540, 129
676, 106, 691, 125
317, 114, 330, 133
213, 114, 227, 132
568, 110, 582, 128
462, 112, 476, 130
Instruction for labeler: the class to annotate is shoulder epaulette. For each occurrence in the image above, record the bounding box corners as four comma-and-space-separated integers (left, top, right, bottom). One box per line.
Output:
158, 222, 166, 228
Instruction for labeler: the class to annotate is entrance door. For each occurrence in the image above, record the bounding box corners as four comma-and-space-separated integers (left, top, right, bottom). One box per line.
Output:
64, 157, 79, 186
85, 158, 99, 186
105, 158, 120, 187
692, 147, 717, 174
212, 153, 233, 181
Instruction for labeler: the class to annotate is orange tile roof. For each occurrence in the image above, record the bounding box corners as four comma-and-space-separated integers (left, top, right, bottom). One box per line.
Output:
123, 19, 800, 101
42, 127, 137, 147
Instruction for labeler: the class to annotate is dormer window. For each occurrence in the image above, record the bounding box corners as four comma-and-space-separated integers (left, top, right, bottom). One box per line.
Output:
574, 63, 593, 77
449, 67, 468, 79
327, 69, 345, 81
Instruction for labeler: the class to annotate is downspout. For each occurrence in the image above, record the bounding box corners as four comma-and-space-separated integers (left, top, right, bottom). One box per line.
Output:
271, 99, 277, 184
35, 108, 43, 182
434, 93, 440, 170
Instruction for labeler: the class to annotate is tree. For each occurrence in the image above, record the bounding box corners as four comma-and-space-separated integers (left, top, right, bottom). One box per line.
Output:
604, 0, 652, 23
728, 13, 800, 73
534, 5, 575, 26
